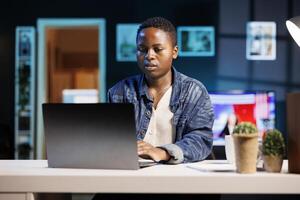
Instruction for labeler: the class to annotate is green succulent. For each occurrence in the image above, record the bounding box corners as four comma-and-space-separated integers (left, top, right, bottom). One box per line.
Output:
233, 122, 258, 135
262, 129, 285, 156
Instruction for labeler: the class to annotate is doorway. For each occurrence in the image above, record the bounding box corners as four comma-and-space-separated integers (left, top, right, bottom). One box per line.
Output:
36, 19, 106, 159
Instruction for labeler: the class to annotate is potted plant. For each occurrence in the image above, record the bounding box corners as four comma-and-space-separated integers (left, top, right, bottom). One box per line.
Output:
232, 122, 258, 173
262, 129, 285, 172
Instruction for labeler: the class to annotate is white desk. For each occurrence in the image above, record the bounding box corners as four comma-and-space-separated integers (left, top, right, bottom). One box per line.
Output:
0, 160, 299, 200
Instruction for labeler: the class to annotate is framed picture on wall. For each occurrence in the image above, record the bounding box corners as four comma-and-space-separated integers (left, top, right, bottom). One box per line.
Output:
116, 23, 139, 62
246, 22, 276, 60
177, 26, 215, 57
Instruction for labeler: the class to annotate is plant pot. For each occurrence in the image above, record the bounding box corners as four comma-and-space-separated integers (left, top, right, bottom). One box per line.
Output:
263, 155, 283, 173
233, 133, 258, 173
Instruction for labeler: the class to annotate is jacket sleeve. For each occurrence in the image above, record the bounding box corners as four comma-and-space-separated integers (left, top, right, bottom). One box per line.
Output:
107, 81, 125, 103
107, 89, 112, 103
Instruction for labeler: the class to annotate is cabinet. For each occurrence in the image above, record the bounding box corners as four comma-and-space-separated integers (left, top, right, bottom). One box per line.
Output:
15, 27, 36, 159
287, 92, 300, 174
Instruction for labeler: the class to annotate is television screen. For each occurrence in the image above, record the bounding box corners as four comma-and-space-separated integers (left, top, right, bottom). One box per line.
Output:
209, 91, 275, 145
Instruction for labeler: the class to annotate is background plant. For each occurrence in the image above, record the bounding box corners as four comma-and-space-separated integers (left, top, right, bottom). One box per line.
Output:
233, 122, 258, 135
262, 129, 285, 156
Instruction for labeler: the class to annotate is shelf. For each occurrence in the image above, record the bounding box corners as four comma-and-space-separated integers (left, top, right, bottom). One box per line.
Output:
15, 26, 36, 160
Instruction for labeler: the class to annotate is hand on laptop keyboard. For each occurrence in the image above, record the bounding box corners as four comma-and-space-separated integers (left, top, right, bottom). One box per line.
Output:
137, 141, 171, 162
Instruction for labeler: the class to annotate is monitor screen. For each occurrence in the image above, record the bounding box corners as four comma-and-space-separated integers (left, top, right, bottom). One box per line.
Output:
209, 91, 275, 145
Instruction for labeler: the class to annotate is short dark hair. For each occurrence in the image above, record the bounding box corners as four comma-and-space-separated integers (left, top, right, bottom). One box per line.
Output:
136, 17, 177, 46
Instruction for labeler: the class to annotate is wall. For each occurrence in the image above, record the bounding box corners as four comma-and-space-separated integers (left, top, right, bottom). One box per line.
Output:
0, 0, 300, 159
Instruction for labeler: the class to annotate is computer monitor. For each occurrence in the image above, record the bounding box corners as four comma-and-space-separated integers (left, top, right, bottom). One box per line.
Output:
209, 91, 276, 146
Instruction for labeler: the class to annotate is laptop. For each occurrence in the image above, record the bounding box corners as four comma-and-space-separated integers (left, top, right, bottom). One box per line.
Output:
43, 103, 155, 170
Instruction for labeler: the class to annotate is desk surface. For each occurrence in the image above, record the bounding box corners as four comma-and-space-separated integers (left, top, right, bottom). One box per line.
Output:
0, 160, 299, 194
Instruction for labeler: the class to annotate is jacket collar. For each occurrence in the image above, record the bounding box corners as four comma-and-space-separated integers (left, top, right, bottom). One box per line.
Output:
137, 67, 181, 109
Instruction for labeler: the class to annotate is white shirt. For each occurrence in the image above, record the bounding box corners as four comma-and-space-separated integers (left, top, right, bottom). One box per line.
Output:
143, 87, 175, 147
